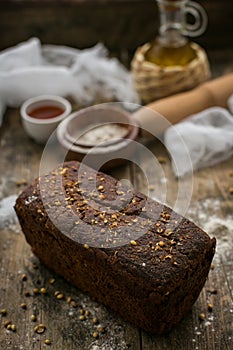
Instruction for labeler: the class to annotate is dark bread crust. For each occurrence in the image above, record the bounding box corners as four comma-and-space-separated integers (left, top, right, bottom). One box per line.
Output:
15, 161, 215, 334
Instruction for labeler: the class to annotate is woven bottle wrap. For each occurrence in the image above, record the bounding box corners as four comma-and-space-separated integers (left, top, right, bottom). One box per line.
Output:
131, 42, 211, 104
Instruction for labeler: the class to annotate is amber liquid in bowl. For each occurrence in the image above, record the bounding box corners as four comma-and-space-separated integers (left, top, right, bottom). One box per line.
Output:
29, 106, 65, 119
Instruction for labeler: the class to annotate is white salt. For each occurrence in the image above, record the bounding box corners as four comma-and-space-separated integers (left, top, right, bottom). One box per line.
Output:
25, 195, 37, 205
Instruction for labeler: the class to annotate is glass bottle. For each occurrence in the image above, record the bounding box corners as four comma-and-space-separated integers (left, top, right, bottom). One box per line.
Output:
145, 0, 208, 67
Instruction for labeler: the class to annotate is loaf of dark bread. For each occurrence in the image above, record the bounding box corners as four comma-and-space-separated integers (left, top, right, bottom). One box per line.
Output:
15, 161, 215, 334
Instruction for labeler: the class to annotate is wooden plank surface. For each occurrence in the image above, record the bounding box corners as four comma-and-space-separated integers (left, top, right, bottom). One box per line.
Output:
1, 108, 233, 350
0, 60, 233, 349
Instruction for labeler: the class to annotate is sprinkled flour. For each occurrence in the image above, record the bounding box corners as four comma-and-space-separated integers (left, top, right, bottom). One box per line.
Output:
187, 198, 233, 261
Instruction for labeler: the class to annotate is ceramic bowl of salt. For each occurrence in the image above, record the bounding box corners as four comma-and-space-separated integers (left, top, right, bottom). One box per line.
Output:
56, 105, 139, 170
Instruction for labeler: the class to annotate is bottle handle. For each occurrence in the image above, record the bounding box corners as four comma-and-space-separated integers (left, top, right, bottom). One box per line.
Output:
183, 1, 208, 37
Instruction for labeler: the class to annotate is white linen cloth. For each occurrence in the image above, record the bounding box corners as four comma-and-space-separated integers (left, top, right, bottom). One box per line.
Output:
0, 195, 18, 229
164, 106, 233, 177
0, 37, 139, 126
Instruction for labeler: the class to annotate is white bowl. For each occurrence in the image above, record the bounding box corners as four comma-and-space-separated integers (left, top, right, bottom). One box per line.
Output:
20, 95, 72, 144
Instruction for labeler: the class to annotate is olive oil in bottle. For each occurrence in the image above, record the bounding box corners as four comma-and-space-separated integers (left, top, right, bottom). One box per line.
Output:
130, 0, 210, 102
145, 0, 207, 67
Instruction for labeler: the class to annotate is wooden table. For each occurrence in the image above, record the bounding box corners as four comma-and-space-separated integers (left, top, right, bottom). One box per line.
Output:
0, 57, 233, 349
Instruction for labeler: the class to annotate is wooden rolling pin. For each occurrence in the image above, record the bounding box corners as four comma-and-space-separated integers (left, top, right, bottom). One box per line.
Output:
133, 73, 233, 137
